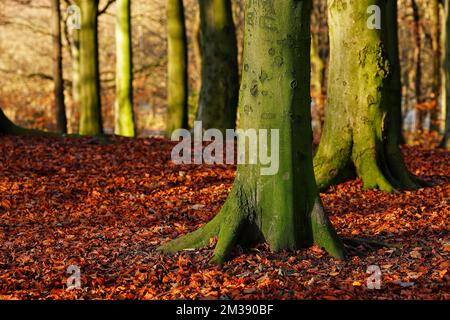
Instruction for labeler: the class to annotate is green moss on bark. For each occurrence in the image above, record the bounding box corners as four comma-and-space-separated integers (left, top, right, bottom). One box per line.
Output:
159, 0, 344, 265
115, 0, 136, 137
166, 0, 189, 136
195, 0, 239, 132
79, 0, 103, 136
314, 0, 424, 193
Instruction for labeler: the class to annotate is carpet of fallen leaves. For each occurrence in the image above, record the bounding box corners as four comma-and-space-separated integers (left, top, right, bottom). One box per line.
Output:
0, 135, 449, 300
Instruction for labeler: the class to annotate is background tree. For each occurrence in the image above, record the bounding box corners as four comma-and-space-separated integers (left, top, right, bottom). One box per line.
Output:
159, 0, 344, 265
51, 0, 67, 134
429, 0, 441, 132
313, 0, 425, 192
411, 0, 426, 132
195, 0, 239, 132
442, 0, 450, 149
115, 0, 136, 137
385, 0, 405, 144
79, 0, 103, 136
166, 0, 188, 136
310, 0, 328, 143
66, 1, 81, 133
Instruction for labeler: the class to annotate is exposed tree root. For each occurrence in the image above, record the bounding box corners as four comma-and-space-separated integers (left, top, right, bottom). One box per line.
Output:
159, 186, 345, 265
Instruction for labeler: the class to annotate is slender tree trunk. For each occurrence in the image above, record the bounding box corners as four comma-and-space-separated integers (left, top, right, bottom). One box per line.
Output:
384, 0, 405, 144
166, 0, 189, 136
430, 0, 441, 132
193, 10, 202, 92
115, 0, 136, 137
441, 0, 450, 149
412, 0, 425, 132
314, 0, 425, 193
71, 27, 81, 133
311, 33, 326, 142
79, 0, 103, 136
195, 0, 239, 132
159, 0, 344, 265
51, 0, 67, 134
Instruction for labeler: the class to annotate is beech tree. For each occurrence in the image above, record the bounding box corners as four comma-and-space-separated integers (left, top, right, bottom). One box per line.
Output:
384, 0, 405, 144
115, 0, 136, 137
166, 0, 189, 136
79, 0, 103, 136
195, 0, 239, 132
442, 0, 450, 149
51, 0, 67, 134
313, 0, 425, 192
159, 0, 344, 265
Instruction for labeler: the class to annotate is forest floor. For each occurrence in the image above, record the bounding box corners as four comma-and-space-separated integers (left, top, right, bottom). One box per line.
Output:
0, 135, 449, 300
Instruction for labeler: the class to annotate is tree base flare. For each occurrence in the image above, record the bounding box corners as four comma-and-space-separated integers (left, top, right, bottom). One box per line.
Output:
158, 185, 344, 265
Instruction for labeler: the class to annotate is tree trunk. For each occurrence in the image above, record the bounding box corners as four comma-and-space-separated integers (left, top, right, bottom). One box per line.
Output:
195, 0, 239, 132
51, 0, 67, 134
193, 10, 202, 92
115, 0, 136, 137
69, 8, 81, 134
166, 0, 189, 136
441, 0, 450, 149
159, 0, 344, 265
313, 0, 425, 193
429, 0, 441, 132
79, 0, 103, 136
0, 107, 17, 134
71, 29, 81, 133
384, 0, 405, 144
412, 0, 425, 132
311, 33, 326, 142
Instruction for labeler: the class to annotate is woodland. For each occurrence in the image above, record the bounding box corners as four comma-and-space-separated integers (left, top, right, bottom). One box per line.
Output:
0, 0, 449, 300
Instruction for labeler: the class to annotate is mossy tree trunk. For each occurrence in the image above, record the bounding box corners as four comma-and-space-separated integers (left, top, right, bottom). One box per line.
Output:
442, 0, 450, 149
313, 0, 425, 193
79, 0, 103, 136
384, 0, 405, 144
166, 0, 189, 136
115, 0, 136, 137
51, 0, 67, 134
159, 0, 344, 265
195, 0, 239, 132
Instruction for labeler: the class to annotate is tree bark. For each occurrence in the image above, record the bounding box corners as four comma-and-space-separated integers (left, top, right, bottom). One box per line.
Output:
79, 0, 103, 136
311, 33, 326, 142
441, 0, 450, 149
411, 0, 425, 132
159, 0, 344, 265
195, 0, 239, 132
313, 0, 425, 193
384, 0, 405, 144
429, 0, 441, 132
166, 0, 189, 136
115, 0, 136, 137
51, 0, 67, 134
71, 29, 80, 133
